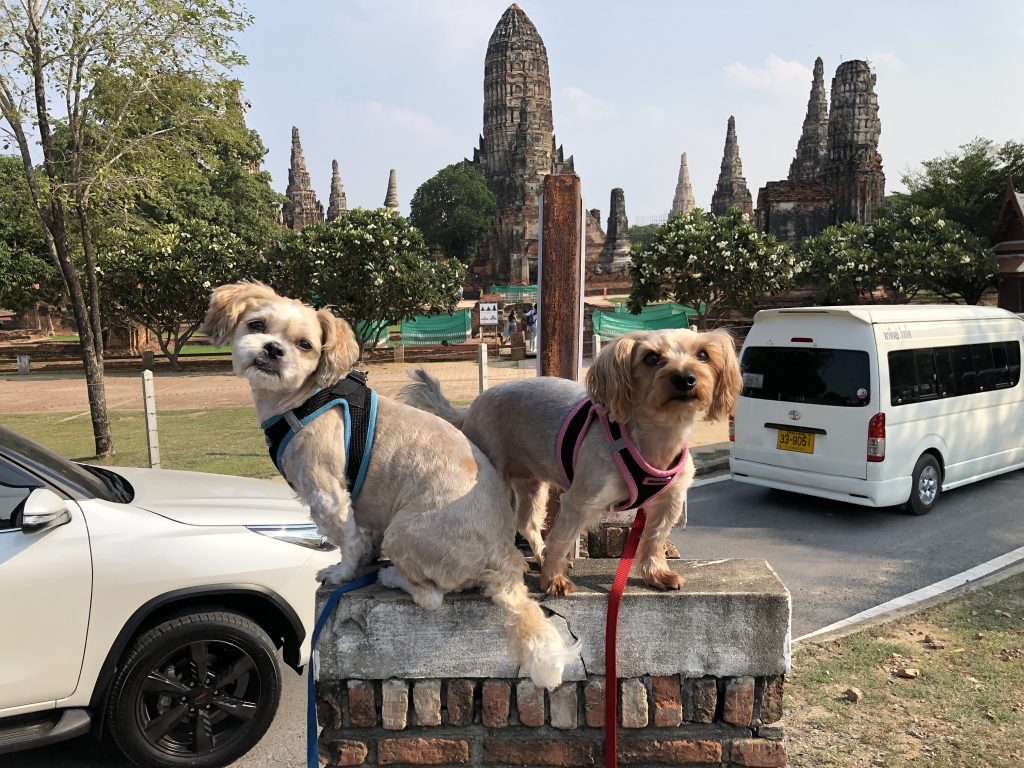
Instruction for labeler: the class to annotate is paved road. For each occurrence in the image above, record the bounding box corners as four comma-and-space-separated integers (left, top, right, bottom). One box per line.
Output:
10, 467, 1024, 767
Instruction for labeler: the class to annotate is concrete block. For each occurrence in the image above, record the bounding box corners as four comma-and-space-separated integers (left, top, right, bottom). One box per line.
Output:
316, 559, 790, 682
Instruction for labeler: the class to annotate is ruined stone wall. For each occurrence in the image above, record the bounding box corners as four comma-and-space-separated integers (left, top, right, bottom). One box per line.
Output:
756, 181, 835, 246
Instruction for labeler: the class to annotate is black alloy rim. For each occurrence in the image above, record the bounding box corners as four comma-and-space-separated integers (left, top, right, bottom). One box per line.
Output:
136, 639, 263, 758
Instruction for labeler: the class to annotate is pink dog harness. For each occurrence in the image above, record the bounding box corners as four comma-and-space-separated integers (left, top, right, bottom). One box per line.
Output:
556, 398, 688, 511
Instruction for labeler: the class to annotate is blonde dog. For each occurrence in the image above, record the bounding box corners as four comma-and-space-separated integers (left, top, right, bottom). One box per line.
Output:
401, 328, 741, 596
202, 282, 577, 689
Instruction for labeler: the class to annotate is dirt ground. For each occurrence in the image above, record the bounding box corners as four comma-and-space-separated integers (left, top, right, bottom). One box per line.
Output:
0, 360, 730, 447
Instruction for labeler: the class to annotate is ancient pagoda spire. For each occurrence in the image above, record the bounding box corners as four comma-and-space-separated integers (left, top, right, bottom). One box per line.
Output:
326, 160, 348, 222
599, 187, 632, 272
710, 116, 753, 218
282, 127, 323, 230
383, 169, 399, 212
670, 153, 696, 217
788, 57, 830, 182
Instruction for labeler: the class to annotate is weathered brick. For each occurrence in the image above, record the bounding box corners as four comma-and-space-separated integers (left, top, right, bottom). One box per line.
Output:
484, 739, 595, 766
413, 680, 441, 727
651, 675, 682, 727
482, 680, 511, 728
730, 738, 789, 767
723, 676, 756, 726
316, 682, 343, 729
682, 677, 717, 723
618, 738, 722, 765
381, 679, 409, 730
758, 676, 785, 725
446, 679, 475, 726
757, 724, 786, 740
347, 680, 376, 728
516, 680, 545, 727
550, 682, 578, 729
378, 738, 469, 765
584, 677, 605, 728
319, 738, 368, 767
620, 678, 648, 728
605, 526, 626, 557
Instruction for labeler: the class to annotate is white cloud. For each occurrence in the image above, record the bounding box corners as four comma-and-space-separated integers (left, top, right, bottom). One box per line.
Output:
867, 51, 906, 73
724, 54, 812, 94
563, 86, 618, 122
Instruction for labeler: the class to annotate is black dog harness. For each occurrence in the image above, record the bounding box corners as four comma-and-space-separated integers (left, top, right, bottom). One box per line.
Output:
557, 398, 688, 511
261, 370, 378, 498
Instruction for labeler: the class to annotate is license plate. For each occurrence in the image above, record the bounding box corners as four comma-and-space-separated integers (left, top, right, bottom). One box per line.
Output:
777, 429, 814, 453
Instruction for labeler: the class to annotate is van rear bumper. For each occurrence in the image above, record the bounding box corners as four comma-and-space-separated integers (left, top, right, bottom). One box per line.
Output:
729, 457, 910, 508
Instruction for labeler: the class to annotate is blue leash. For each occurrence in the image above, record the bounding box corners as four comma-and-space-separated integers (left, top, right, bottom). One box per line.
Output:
307, 568, 380, 768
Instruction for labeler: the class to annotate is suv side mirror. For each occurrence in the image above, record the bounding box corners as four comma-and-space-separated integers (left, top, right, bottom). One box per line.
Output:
21, 488, 71, 533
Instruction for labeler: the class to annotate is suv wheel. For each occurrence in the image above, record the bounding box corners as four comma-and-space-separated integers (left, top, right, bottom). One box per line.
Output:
107, 611, 281, 768
907, 454, 941, 516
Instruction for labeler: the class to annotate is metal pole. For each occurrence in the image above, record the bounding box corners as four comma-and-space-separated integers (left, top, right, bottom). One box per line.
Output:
478, 343, 488, 394
142, 370, 161, 469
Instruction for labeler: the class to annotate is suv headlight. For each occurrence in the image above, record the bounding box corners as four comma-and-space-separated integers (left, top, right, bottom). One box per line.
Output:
246, 524, 336, 551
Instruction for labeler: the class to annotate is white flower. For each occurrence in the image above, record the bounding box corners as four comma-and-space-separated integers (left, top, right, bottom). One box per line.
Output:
910, 216, 921, 226
202, 280, 211, 288
936, 219, 946, 229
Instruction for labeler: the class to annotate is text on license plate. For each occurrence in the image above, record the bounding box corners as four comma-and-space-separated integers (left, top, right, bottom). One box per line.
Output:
777, 429, 814, 453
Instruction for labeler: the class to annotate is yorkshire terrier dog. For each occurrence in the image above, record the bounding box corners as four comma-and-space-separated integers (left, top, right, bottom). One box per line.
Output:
203, 283, 577, 688
401, 328, 741, 596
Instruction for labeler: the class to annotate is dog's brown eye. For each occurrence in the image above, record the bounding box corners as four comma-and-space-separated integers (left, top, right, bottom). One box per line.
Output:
643, 351, 661, 366
697, 349, 710, 362
248, 320, 265, 333
297, 339, 313, 351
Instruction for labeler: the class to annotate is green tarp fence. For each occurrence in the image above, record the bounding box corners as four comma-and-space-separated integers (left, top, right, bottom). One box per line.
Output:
400, 310, 472, 345
592, 301, 695, 339
486, 285, 537, 303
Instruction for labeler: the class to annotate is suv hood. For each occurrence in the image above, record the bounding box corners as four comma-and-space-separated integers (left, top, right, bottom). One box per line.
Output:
110, 467, 313, 527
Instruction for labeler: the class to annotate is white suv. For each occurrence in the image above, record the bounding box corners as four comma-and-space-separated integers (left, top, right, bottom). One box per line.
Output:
0, 426, 336, 767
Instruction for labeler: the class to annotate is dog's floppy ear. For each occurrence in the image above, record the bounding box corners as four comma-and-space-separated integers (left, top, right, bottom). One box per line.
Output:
587, 332, 642, 423
705, 329, 742, 421
315, 310, 359, 387
202, 282, 277, 347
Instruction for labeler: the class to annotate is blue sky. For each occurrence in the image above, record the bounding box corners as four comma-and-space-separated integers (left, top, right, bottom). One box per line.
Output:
238, 0, 1024, 223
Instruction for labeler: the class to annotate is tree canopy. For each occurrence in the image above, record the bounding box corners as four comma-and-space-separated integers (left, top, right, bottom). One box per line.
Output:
409, 161, 496, 263
0, 156, 59, 313
629, 207, 798, 328
268, 208, 465, 355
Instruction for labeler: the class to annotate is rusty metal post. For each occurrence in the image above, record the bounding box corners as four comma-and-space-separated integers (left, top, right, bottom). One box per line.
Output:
538, 174, 583, 381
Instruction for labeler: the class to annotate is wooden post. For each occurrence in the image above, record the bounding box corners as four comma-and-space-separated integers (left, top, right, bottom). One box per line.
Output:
538, 174, 583, 381
142, 370, 161, 469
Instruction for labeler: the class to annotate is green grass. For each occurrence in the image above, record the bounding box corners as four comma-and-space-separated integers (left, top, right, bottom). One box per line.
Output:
0, 408, 277, 479
176, 343, 231, 356
788, 572, 1024, 767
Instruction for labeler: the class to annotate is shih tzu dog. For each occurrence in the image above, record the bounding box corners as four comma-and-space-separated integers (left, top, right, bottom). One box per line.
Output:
202, 282, 577, 688
401, 328, 741, 596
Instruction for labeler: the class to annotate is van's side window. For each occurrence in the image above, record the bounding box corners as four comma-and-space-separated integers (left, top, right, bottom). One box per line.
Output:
889, 341, 1021, 405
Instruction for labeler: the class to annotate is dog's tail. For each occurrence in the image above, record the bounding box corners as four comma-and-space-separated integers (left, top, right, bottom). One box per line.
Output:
481, 551, 580, 690
398, 368, 468, 429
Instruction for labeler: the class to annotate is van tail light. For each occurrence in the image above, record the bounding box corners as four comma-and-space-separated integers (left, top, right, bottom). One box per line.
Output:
867, 412, 886, 462
729, 414, 735, 442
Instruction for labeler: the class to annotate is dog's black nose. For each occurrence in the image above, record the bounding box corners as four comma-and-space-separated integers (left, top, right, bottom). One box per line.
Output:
263, 341, 285, 359
671, 371, 697, 391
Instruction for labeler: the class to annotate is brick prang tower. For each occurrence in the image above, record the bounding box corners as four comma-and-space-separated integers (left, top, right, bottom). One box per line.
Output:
282, 127, 323, 230
710, 116, 754, 219
788, 57, 829, 183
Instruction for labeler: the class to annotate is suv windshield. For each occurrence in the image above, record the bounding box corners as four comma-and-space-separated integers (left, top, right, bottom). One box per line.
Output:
741, 347, 871, 407
0, 425, 119, 501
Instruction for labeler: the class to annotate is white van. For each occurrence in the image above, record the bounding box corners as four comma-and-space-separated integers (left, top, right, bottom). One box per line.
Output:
729, 305, 1024, 514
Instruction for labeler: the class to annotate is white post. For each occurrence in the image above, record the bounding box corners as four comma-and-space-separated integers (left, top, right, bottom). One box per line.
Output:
142, 370, 161, 469
478, 343, 488, 394
16, 355, 30, 375
592, 333, 602, 359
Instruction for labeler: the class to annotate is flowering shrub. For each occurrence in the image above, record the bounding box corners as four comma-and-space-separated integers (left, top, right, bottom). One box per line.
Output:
628, 207, 799, 328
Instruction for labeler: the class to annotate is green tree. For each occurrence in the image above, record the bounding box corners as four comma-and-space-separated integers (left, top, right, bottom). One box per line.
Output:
629, 207, 798, 328
409, 162, 495, 262
0, 156, 60, 313
0, 0, 249, 457
627, 222, 662, 252
272, 209, 465, 355
799, 221, 877, 304
891, 137, 1024, 244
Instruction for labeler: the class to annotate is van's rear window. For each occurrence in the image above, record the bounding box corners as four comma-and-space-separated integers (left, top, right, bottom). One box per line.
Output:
741, 347, 871, 407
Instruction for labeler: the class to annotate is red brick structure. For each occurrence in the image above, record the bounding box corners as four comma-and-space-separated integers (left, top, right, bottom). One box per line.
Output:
995, 176, 1024, 313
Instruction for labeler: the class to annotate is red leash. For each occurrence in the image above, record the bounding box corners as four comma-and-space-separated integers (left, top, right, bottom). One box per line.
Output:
604, 508, 647, 768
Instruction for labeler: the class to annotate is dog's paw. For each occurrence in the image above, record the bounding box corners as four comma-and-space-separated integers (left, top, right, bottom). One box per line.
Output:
316, 562, 357, 586
541, 573, 577, 596
644, 569, 683, 590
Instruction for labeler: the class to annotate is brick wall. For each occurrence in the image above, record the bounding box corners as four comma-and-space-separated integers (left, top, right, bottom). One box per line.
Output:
318, 673, 786, 767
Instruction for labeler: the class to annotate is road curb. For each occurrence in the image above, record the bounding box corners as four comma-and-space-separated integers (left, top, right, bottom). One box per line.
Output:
693, 442, 730, 476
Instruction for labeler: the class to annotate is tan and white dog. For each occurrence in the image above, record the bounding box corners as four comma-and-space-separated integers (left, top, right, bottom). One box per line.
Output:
203, 282, 577, 689
402, 328, 742, 596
